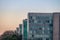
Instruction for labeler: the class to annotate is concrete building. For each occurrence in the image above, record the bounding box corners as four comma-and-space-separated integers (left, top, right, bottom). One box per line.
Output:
53, 13, 60, 40
23, 19, 27, 40
28, 13, 53, 40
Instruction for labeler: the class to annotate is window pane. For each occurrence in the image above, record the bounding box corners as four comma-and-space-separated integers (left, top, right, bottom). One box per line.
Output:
46, 38, 49, 40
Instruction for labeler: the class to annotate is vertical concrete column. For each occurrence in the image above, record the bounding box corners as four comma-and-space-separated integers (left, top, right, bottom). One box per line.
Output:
53, 13, 60, 40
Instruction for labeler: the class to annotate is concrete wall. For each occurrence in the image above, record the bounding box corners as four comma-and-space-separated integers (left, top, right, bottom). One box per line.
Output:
53, 13, 60, 40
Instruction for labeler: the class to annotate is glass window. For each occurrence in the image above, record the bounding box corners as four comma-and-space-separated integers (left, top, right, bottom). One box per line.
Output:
46, 20, 49, 23
44, 30, 49, 34
29, 20, 34, 23
49, 24, 53, 26
38, 20, 41, 23
32, 20, 34, 23
48, 31, 50, 34
29, 20, 31, 23
46, 38, 49, 40
39, 28, 42, 30
33, 16, 36, 19
50, 20, 52, 24
40, 38, 42, 40
36, 16, 40, 19
45, 16, 49, 19
35, 29, 42, 34
29, 31, 32, 34
36, 38, 42, 40
29, 39, 31, 40
34, 20, 37, 23
42, 31, 44, 34
47, 28, 49, 30
29, 16, 32, 19
32, 34, 34, 37
50, 31, 53, 33
42, 27, 44, 30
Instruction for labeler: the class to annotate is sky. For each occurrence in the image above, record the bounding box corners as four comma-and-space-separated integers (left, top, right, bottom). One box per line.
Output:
0, 0, 60, 35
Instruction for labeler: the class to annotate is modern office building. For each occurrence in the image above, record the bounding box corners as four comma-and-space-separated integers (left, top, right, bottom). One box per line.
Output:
28, 13, 53, 40
19, 24, 22, 35
23, 19, 27, 40
53, 13, 60, 40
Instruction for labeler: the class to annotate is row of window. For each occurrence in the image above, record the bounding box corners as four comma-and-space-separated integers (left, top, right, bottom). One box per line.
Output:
29, 16, 52, 19
29, 25, 53, 29
30, 26, 53, 31
30, 30, 53, 35
29, 37, 52, 40
29, 20, 52, 24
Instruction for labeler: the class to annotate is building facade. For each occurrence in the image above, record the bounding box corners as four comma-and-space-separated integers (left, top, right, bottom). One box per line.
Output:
23, 19, 27, 40
53, 13, 60, 40
28, 13, 53, 40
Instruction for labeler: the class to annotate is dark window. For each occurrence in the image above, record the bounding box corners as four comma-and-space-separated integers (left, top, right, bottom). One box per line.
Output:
38, 20, 41, 23
32, 34, 34, 37
39, 28, 42, 30
46, 20, 49, 23
32, 20, 34, 23
36, 16, 40, 19
50, 31, 53, 33
29, 20, 31, 23
29, 16, 32, 19
36, 38, 42, 40
29, 39, 31, 40
29, 20, 34, 23
46, 38, 49, 40
49, 24, 53, 26
40, 38, 42, 40
44, 30, 48, 34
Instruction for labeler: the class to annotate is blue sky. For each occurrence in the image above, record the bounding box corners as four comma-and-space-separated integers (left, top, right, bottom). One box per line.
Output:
0, 0, 60, 35
0, 0, 60, 11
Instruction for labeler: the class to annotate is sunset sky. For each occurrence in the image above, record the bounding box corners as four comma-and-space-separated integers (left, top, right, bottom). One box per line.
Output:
0, 0, 60, 35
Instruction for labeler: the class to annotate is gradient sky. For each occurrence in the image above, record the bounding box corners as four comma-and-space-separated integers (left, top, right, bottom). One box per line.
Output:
0, 0, 60, 35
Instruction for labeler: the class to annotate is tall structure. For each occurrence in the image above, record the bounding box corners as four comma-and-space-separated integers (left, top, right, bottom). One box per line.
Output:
16, 27, 20, 35
28, 13, 53, 40
23, 19, 27, 40
19, 24, 22, 35
53, 13, 60, 40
